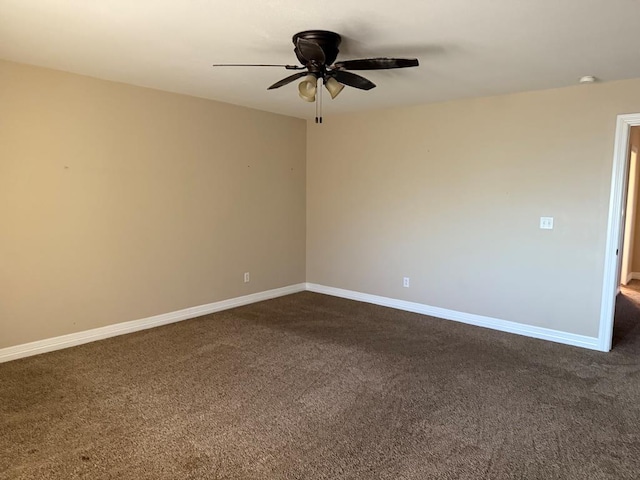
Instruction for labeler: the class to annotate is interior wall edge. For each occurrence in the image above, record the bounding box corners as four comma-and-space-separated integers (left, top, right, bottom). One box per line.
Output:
1, 280, 607, 364
305, 283, 602, 352
0, 283, 307, 364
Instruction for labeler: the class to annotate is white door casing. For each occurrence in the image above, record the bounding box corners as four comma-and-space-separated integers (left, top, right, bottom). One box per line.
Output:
599, 114, 640, 352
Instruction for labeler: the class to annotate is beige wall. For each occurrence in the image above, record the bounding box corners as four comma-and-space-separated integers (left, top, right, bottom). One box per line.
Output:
307, 79, 640, 338
0, 60, 306, 348
5, 58, 640, 350
631, 127, 640, 274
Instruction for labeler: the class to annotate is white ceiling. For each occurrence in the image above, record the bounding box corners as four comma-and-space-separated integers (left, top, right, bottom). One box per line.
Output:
1, 0, 640, 119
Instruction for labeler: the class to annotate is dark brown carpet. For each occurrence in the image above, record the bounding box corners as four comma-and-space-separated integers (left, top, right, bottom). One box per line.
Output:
2, 291, 640, 479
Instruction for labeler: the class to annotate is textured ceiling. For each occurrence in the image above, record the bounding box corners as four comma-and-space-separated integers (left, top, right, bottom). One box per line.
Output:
1, 0, 640, 119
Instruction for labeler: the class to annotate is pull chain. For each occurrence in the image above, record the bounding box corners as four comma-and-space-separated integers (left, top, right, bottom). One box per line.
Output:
314, 76, 323, 124
318, 77, 323, 124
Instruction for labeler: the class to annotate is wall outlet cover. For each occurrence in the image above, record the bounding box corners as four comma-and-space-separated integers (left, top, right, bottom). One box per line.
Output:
540, 217, 554, 229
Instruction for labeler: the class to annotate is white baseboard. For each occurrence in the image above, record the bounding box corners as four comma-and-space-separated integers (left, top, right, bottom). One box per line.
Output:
306, 283, 600, 351
622, 272, 640, 286
1, 280, 602, 363
0, 283, 306, 363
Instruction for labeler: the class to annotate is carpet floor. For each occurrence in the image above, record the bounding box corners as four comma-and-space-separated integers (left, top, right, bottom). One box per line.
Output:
2, 291, 640, 479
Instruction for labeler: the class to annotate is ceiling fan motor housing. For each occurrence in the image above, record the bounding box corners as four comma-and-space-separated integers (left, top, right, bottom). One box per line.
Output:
292, 30, 341, 69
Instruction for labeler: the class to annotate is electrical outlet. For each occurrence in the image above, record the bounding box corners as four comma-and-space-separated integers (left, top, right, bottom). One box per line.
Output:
540, 217, 554, 230
403, 277, 410, 288
244, 272, 250, 283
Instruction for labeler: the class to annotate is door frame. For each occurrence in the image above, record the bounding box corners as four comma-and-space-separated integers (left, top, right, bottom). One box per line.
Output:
599, 113, 640, 351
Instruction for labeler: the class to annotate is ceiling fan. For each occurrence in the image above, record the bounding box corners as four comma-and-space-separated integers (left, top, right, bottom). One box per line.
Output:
212, 30, 419, 123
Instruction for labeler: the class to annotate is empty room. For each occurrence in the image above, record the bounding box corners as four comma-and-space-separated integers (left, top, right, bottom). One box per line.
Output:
2, 1, 640, 478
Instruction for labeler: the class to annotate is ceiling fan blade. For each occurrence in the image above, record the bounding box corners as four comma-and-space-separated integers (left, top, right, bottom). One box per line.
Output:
296, 38, 326, 64
333, 58, 419, 70
212, 63, 305, 70
331, 71, 376, 90
267, 72, 309, 90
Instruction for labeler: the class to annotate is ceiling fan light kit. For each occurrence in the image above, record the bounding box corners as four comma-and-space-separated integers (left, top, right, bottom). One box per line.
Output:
324, 77, 344, 99
212, 30, 419, 123
298, 75, 318, 102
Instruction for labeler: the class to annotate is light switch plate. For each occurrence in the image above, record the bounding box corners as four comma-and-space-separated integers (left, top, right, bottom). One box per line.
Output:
540, 217, 554, 229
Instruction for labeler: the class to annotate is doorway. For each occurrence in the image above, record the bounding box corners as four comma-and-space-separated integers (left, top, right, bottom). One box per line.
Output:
620, 141, 639, 287
600, 115, 640, 351
615, 131, 640, 347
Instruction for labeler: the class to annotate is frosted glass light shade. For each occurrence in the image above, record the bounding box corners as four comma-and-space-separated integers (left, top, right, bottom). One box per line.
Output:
325, 77, 345, 99
298, 75, 317, 102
